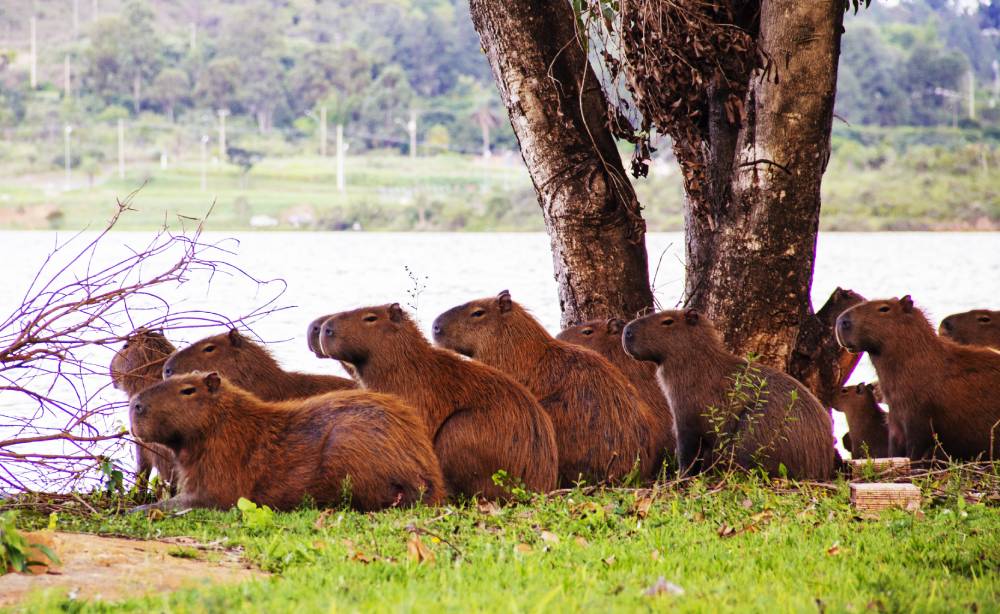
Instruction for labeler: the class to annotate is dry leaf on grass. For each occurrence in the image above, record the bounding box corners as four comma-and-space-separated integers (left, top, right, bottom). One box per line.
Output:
515, 543, 533, 554
406, 535, 434, 564
643, 576, 685, 597
633, 495, 654, 519
540, 531, 560, 544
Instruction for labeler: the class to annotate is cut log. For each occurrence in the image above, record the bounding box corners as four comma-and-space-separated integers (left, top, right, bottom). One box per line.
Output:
847, 457, 911, 480
850, 483, 921, 512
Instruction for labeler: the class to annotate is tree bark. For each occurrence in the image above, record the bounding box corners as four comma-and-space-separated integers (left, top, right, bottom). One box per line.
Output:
469, 0, 654, 326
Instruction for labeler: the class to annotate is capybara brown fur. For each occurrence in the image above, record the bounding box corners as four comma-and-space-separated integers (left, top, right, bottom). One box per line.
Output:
129, 372, 444, 512
939, 309, 1000, 350
433, 291, 658, 485
163, 328, 354, 401
315, 303, 558, 500
837, 296, 1000, 460
307, 314, 360, 380
557, 318, 676, 468
832, 383, 889, 459
622, 309, 836, 480
109, 328, 177, 489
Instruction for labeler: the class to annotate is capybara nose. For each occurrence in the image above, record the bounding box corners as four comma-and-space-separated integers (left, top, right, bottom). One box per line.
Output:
838, 317, 852, 333
163, 366, 173, 377
623, 326, 634, 342
323, 325, 334, 337
432, 324, 442, 336
940, 318, 953, 333
133, 402, 146, 416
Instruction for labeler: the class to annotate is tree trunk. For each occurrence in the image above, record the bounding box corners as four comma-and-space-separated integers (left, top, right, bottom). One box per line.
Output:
684, 1, 845, 373
469, 0, 654, 326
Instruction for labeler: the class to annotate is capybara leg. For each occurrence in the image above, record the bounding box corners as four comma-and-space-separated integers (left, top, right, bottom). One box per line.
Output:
676, 431, 705, 477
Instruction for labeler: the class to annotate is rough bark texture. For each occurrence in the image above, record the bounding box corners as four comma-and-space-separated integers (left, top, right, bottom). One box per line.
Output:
469, 0, 654, 326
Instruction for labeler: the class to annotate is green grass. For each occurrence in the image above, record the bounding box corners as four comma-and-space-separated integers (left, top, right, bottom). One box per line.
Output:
7, 473, 1000, 612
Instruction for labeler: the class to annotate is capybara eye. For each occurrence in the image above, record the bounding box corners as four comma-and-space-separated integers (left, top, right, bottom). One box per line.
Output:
180, 386, 196, 396
662, 318, 674, 326
363, 314, 378, 323
841, 387, 848, 393
122, 342, 129, 349
203, 345, 217, 353
581, 328, 593, 336
877, 306, 890, 313
471, 309, 486, 318
979, 315, 992, 323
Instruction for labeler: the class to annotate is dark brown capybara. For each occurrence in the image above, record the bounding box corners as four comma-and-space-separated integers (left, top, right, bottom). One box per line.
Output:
832, 383, 889, 459
939, 309, 1000, 350
163, 328, 354, 401
622, 309, 836, 480
433, 291, 659, 485
836, 296, 1000, 461
557, 317, 676, 468
316, 303, 558, 500
109, 328, 177, 490
129, 372, 444, 512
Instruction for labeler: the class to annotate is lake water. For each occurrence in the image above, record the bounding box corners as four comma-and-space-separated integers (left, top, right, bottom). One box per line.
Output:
1, 230, 999, 481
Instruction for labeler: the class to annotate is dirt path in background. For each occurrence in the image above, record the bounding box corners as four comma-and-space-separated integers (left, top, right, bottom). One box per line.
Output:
0, 532, 266, 607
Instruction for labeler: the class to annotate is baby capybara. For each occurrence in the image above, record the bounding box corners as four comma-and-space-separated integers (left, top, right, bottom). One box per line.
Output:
939, 309, 1000, 350
130, 372, 444, 512
622, 309, 835, 480
557, 318, 676, 468
433, 291, 658, 485
163, 328, 354, 401
316, 303, 558, 500
109, 328, 177, 489
837, 296, 1000, 461
832, 383, 888, 459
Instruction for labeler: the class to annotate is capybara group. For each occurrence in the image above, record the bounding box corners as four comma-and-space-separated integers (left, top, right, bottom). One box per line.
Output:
939, 309, 1000, 350
433, 291, 659, 485
315, 303, 559, 499
130, 372, 444, 511
837, 296, 1000, 460
623, 309, 836, 480
109, 328, 177, 489
557, 318, 676, 468
163, 328, 354, 401
832, 383, 888, 459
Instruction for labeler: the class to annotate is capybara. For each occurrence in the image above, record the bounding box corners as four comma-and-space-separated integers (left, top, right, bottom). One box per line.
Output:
837, 296, 1000, 460
316, 303, 558, 500
433, 291, 659, 485
832, 383, 888, 459
557, 318, 676, 468
109, 328, 177, 489
163, 328, 354, 401
306, 313, 360, 380
939, 309, 1000, 350
129, 372, 444, 512
622, 309, 836, 480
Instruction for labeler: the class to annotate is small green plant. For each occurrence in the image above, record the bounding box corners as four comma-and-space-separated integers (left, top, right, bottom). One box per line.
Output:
0, 512, 60, 574
491, 470, 532, 503
237, 497, 275, 531
99, 457, 125, 495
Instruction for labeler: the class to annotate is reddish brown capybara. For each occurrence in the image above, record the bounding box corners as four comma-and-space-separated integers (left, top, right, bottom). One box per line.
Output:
557, 317, 676, 469
109, 328, 177, 490
832, 383, 889, 459
836, 296, 1000, 461
432, 291, 659, 485
315, 303, 558, 500
163, 328, 354, 401
129, 372, 444, 512
939, 309, 1000, 350
306, 313, 360, 380
622, 309, 836, 480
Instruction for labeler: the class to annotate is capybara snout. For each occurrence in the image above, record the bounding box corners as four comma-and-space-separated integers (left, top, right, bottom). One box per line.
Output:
307, 314, 336, 357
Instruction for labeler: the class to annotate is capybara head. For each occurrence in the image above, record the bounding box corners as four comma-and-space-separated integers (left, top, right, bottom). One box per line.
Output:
622, 309, 719, 364
556, 318, 626, 352
162, 328, 256, 378
130, 371, 226, 450
307, 313, 337, 358
110, 328, 176, 395
832, 382, 877, 413
317, 303, 417, 367
432, 290, 520, 358
939, 309, 1000, 348
835, 296, 923, 354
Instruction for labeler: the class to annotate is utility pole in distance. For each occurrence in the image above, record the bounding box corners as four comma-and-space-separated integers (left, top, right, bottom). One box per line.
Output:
200, 134, 209, 192
29, 17, 37, 89
64, 125, 73, 189
336, 123, 345, 192
117, 118, 125, 179
407, 110, 417, 160
217, 109, 229, 161
320, 106, 327, 157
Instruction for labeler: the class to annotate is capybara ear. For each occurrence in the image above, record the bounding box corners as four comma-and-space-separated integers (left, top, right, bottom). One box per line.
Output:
204, 372, 222, 393
684, 309, 700, 325
228, 328, 243, 347
497, 290, 513, 313
606, 318, 625, 335
900, 295, 914, 313
388, 303, 404, 323
865, 383, 875, 393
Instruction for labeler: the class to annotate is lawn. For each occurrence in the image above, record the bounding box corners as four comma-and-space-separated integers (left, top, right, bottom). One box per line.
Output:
6, 471, 1000, 612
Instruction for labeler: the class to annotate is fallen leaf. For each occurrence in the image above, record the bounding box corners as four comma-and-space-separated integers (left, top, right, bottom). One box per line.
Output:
692, 511, 705, 522
651, 549, 660, 561
540, 531, 560, 544
643, 576, 685, 597
717, 524, 736, 538
574, 536, 589, 547
602, 556, 616, 566
477, 500, 501, 516
827, 543, 841, 556
146, 508, 165, 522
633, 495, 654, 519
314, 509, 333, 530
515, 543, 533, 554
741, 498, 753, 509
407, 534, 435, 564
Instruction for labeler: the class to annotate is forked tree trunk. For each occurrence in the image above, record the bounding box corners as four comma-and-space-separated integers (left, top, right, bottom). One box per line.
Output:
469, 0, 654, 326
